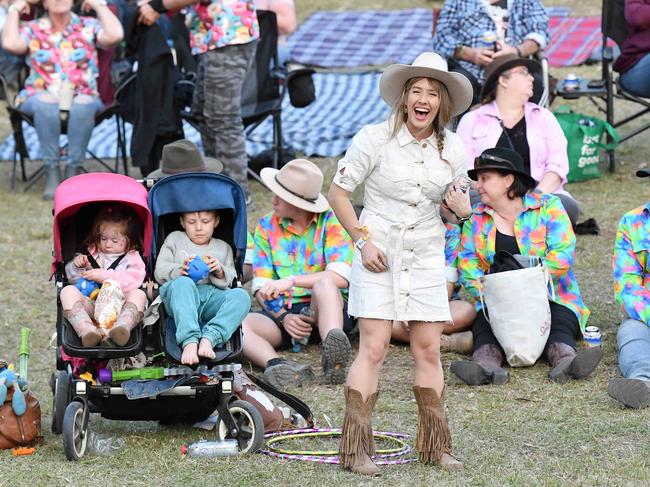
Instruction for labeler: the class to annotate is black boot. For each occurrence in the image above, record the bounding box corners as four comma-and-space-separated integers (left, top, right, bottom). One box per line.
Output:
547, 342, 603, 384
450, 344, 509, 385
43, 165, 61, 200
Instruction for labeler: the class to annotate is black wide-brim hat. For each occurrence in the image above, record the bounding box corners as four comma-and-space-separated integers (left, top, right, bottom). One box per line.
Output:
468, 147, 538, 188
637, 168, 650, 178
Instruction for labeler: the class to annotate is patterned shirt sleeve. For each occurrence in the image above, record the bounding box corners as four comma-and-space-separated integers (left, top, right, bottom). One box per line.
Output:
323, 210, 354, 282
537, 196, 575, 283
520, 0, 549, 48
432, 0, 462, 59
252, 219, 276, 294
458, 216, 486, 308
613, 209, 650, 326
445, 223, 461, 283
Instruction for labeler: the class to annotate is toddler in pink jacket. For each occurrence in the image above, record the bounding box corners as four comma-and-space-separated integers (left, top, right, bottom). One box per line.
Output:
61, 205, 147, 347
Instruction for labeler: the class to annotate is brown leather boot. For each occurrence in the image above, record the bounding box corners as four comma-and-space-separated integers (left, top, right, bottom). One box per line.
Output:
108, 303, 143, 346
547, 342, 603, 384
441, 331, 473, 354
413, 386, 463, 470
64, 301, 101, 347
450, 344, 509, 385
339, 387, 380, 476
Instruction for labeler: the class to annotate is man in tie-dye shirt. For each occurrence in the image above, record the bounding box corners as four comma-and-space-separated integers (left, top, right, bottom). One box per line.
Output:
609, 168, 650, 409
242, 159, 354, 389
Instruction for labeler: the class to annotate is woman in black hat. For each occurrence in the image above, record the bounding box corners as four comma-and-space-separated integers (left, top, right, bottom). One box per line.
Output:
456, 53, 581, 227
450, 147, 602, 386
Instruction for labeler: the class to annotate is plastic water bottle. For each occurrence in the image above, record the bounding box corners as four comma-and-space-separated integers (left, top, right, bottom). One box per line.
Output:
291, 307, 312, 353
180, 439, 239, 457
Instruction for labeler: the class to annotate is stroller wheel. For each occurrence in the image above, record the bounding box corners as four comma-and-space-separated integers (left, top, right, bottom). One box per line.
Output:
217, 400, 264, 454
63, 401, 89, 461
52, 371, 71, 434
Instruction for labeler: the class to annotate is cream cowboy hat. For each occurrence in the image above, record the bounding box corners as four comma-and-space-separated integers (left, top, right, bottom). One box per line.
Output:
260, 159, 330, 213
379, 52, 473, 116
147, 139, 223, 178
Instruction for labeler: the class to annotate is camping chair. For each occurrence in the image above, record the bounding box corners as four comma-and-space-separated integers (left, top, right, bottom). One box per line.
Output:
0, 69, 129, 192
555, 0, 650, 172
240, 9, 314, 183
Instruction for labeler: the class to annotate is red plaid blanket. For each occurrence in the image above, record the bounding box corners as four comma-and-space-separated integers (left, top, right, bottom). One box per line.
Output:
547, 16, 606, 67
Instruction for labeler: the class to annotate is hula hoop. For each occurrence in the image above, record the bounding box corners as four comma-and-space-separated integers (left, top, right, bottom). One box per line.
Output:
260, 428, 416, 465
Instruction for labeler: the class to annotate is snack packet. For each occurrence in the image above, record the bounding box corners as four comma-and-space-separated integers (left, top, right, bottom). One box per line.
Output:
93, 279, 125, 336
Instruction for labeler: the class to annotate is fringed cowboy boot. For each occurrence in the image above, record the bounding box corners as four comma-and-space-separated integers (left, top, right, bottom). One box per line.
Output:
450, 344, 509, 385
546, 342, 603, 384
441, 331, 473, 355
413, 386, 463, 470
64, 301, 101, 347
108, 302, 143, 346
339, 387, 380, 476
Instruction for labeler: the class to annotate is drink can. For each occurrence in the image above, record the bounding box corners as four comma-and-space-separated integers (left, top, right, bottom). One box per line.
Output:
583, 326, 602, 348
563, 73, 580, 91
480, 31, 497, 50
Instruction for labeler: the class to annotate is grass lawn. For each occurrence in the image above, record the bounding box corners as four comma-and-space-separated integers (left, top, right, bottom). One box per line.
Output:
1, 1, 649, 485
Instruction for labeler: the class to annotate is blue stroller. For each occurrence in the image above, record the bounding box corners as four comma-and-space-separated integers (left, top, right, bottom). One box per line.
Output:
52, 173, 264, 460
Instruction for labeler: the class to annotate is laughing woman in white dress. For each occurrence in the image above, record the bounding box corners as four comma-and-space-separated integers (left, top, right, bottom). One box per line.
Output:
328, 52, 474, 475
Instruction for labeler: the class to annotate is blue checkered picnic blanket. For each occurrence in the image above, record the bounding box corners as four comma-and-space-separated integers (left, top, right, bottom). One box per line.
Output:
0, 72, 388, 161
286, 7, 571, 69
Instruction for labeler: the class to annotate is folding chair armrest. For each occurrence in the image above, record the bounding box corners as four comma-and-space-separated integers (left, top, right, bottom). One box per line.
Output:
285, 67, 316, 83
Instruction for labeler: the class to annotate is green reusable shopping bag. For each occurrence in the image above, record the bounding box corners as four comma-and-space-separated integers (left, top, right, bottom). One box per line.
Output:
553, 106, 620, 183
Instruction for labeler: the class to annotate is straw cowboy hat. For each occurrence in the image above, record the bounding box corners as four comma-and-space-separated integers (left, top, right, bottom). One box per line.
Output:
147, 139, 223, 178
379, 52, 473, 116
260, 159, 330, 213
480, 53, 541, 100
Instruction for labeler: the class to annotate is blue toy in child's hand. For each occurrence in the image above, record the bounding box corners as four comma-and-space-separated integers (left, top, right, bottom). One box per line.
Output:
264, 295, 285, 313
187, 256, 210, 283
76, 278, 100, 298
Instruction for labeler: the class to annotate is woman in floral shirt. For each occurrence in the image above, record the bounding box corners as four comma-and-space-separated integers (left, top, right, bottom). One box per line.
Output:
451, 147, 602, 386
2, 0, 123, 199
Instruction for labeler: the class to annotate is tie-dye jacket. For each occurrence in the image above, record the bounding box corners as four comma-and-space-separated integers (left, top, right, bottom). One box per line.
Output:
252, 209, 353, 303
458, 191, 589, 331
613, 203, 650, 326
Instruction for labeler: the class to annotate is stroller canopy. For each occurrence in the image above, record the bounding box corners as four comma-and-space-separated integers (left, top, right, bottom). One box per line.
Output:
147, 172, 248, 272
52, 173, 153, 271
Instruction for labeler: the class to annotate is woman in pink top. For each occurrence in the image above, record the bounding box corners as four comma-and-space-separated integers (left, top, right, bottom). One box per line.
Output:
456, 54, 579, 226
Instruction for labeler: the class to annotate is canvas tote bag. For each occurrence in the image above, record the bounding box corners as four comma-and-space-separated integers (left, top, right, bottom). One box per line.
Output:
478, 254, 553, 367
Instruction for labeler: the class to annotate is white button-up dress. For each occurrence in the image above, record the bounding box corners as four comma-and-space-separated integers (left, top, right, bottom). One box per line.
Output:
333, 121, 468, 322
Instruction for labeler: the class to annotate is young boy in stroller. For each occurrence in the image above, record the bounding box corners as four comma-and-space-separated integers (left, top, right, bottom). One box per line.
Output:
154, 209, 251, 364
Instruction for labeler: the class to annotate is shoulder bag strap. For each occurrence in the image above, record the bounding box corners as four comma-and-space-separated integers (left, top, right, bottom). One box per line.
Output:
248, 373, 314, 427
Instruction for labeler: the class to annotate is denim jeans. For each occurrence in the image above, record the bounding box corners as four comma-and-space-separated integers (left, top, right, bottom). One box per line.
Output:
619, 53, 650, 98
160, 276, 250, 349
19, 93, 103, 167
616, 318, 650, 381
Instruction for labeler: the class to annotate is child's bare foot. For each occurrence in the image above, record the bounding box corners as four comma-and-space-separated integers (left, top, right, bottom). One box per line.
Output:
181, 342, 199, 365
198, 338, 216, 360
